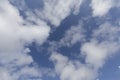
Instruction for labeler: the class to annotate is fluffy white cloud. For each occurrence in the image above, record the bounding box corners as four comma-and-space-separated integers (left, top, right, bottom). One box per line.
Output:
91, 0, 120, 17
36, 0, 83, 26
81, 42, 107, 69
0, 0, 50, 80
91, 0, 113, 17
50, 53, 97, 80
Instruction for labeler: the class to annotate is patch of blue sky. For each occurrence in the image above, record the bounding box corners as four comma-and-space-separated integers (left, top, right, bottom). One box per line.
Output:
25, 0, 44, 9
99, 52, 120, 80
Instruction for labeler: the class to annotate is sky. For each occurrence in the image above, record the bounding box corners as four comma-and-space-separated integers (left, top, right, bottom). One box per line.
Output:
0, 0, 120, 80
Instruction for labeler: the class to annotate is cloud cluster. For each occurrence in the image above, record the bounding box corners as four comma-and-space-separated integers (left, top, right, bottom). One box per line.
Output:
50, 22, 120, 80
0, 0, 85, 79
50, 53, 97, 80
0, 0, 50, 80
90, 0, 120, 17
11, 0, 83, 26
81, 22, 120, 78
35, 0, 83, 26
1, 0, 120, 80
91, 0, 114, 17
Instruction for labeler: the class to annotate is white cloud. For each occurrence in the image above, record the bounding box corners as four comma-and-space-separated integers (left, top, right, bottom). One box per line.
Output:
60, 22, 85, 47
50, 53, 97, 80
11, 0, 83, 26
36, 0, 83, 26
91, 0, 120, 17
91, 0, 113, 17
0, 0, 50, 80
46, 0, 120, 79
81, 22, 120, 78
2, 0, 119, 80
81, 41, 107, 69
50, 52, 68, 74
47, 22, 85, 53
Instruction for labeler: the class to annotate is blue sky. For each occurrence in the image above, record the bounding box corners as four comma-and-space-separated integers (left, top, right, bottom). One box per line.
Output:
0, 0, 120, 80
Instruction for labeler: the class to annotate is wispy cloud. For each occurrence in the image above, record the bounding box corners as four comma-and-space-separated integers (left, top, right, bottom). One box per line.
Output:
33, 0, 83, 26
